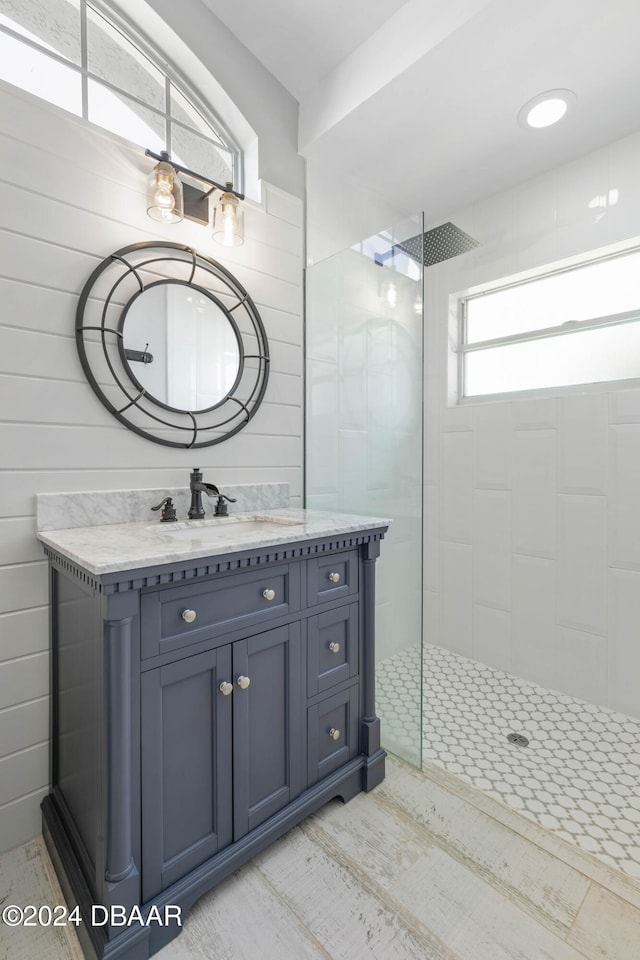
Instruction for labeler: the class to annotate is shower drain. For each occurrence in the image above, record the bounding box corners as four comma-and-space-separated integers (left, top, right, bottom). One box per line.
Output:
507, 733, 530, 747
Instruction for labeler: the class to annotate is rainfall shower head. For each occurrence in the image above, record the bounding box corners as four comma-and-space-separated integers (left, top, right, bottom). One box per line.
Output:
399, 221, 480, 266
376, 221, 480, 268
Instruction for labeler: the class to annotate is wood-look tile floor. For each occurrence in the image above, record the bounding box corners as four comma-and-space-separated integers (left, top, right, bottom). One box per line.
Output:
2, 757, 639, 960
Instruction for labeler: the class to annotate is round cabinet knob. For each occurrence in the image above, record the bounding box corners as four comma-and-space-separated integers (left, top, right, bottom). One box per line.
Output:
262, 588, 276, 601
329, 727, 341, 741
237, 675, 251, 690
181, 608, 197, 623
219, 681, 233, 696
328, 641, 341, 654
328, 572, 341, 584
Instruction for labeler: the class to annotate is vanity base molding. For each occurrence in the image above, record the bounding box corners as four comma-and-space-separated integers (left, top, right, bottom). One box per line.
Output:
43, 755, 378, 960
41, 523, 387, 960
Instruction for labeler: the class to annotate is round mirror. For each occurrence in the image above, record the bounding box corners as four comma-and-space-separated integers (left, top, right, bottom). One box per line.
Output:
121, 281, 242, 412
76, 242, 269, 448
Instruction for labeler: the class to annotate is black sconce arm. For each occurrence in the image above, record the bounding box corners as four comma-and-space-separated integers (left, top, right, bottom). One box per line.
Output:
145, 149, 245, 201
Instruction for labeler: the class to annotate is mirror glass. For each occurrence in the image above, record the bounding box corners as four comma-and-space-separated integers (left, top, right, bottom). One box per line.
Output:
122, 282, 241, 411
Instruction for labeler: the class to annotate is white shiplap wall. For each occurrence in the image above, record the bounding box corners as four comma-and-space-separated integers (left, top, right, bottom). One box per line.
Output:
0, 81, 304, 852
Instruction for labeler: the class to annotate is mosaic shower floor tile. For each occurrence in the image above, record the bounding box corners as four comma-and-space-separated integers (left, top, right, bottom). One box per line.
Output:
377, 643, 640, 880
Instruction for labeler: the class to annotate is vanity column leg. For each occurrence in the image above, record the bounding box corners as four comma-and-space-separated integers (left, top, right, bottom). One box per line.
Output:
360, 539, 385, 790
104, 617, 140, 908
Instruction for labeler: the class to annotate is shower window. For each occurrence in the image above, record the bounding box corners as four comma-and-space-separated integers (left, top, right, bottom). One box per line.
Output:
0, 0, 240, 189
459, 241, 640, 398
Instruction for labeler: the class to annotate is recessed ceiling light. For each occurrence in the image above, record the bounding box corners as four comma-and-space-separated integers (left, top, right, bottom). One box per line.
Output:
518, 89, 576, 129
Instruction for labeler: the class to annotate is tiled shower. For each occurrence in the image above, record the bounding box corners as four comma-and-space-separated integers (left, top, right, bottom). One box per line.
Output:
377, 644, 640, 878
306, 128, 640, 887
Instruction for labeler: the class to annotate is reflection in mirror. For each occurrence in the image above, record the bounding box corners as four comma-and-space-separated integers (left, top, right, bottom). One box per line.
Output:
122, 282, 241, 411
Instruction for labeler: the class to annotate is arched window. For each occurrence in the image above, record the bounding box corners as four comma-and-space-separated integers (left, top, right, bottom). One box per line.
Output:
0, 0, 241, 189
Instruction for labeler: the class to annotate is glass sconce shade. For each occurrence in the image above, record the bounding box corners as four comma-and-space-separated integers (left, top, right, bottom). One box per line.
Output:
146, 159, 184, 223
213, 184, 244, 246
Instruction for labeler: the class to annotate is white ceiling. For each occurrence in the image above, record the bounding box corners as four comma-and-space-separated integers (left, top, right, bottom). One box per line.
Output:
203, 0, 640, 224
200, 0, 408, 100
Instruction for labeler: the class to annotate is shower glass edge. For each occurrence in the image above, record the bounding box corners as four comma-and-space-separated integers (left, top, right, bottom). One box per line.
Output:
305, 215, 424, 768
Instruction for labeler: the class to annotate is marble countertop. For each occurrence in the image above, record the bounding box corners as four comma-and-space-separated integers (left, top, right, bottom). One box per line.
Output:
36, 508, 391, 576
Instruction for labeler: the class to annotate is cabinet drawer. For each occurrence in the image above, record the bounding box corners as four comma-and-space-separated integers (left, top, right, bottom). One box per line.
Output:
306, 550, 358, 606
307, 685, 359, 785
141, 563, 300, 659
307, 603, 358, 696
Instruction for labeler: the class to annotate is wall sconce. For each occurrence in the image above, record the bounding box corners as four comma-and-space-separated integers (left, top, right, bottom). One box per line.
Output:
146, 153, 183, 223
213, 187, 244, 247
145, 149, 245, 246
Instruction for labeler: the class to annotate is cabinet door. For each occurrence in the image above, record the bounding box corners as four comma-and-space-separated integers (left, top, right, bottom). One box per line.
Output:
232, 623, 304, 840
141, 646, 233, 902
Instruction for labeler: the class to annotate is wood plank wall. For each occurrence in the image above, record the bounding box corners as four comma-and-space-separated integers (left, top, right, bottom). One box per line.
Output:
0, 81, 304, 852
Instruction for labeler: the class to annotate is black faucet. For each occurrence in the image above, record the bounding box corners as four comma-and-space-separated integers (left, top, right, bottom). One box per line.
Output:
188, 468, 236, 519
188, 468, 218, 520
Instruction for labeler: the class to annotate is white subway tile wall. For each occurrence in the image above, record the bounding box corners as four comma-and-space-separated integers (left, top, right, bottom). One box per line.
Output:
557, 394, 608, 495
473, 490, 511, 611
428, 128, 640, 721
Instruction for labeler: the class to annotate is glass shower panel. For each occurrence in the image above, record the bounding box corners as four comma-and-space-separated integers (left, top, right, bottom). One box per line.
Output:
306, 216, 424, 766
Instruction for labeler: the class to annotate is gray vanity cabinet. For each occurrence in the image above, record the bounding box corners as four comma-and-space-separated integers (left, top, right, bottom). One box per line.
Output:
40, 525, 387, 960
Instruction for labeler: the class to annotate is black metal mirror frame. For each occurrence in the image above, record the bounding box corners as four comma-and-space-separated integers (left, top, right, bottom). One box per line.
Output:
76, 241, 270, 448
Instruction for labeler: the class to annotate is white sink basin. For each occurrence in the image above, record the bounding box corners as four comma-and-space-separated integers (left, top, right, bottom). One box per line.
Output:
154, 515, 304, 541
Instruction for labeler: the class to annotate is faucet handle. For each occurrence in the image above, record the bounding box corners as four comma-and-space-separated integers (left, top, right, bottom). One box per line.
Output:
214, 493, 237, 517
151, 496, 178, 522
